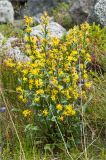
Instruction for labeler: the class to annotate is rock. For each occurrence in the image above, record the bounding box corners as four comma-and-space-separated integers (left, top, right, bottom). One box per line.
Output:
22, 0, 57, 17
10, 0, 71, 19
69, 0, 97, 25
31, 22, 66, 38
0, 0, 14, 24
0, 35, 30, 62
88, 0, 106, 26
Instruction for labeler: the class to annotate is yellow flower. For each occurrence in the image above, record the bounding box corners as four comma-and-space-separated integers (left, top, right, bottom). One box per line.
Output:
56, 104, 63, 111
23, 77, 27, 81
23, 109, 31, 117
63, 104, 76, 116
58, 116, 64, 121
83, 73, 88, 79
65, 105, 72, 111
29, 79, 34, 84
25, 27, 32, 33
42, 109, 48, 116
34, 97, 40, 102
29, 84, 32, 90
4, 59, 15, 68
22, 98, 27, 103
71, 110, 76, 115
85, 82, 92, 89
57, 85, 63, 91
65, 90, 71, 99
30, 69, 40, 75
24, 16, 33, 25
80, 64, 84, 69
22, 69, 28, 75
51, 37, 60, 46
68, 55, 73, 61
16, 86, 23, 93
86, 53, 91, 62
19, 95, 23, 100
36, 89, 44, 95
51, 95, 56, 101
72, 50, 78, 55
24, 35, 29, 41
35, 79, 43, 87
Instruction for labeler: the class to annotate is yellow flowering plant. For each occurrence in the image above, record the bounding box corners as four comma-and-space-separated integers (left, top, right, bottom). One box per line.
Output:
3, 12, 105, 147
4, 14, 93, 120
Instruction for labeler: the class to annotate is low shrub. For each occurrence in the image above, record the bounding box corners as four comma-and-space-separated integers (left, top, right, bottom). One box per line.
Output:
1, 12, 106, 157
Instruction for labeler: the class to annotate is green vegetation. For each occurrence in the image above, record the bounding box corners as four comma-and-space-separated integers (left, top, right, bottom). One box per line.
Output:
52, 2, 71, 29
0, 23, 24, 38
0, 13, 106, 160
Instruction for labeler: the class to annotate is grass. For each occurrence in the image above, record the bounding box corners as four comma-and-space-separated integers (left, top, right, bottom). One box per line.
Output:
0, 24, 24, 38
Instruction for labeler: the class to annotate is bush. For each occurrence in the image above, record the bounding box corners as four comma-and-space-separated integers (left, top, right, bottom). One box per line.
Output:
1, 13, 106, 157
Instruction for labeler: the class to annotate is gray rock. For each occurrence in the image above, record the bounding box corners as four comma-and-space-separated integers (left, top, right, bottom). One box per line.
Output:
31, 22, 66, 38
88, 0, 106, 26
0, 35, 30, 62
0, 0, 14, 23
69, 0, 97, 25
23, 0, 57, 17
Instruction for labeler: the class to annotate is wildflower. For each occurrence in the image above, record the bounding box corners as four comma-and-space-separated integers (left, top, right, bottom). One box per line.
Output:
29, 84, 33, 90
56, 104, 63, 111
29, 79, 34, 84
19, 95, 23, 100
51, 95, 56, 101
24, 16, 33, 25
36, 89, 44, 95
35, 79, 43, 88
30, 69, 40, 75
51, 37, 60, 46
23, 109, 31, 117
83, 73, 88, 79
58, 116, 64, 121
23, 77, 27, 81
0, 107, 6, 113
86, 53, 91, 62
71, 110, 76, 115
85, 82, 92, 89
42, 109, 48, 116
68, 55, 73, 61
4, 59, 15, 68
16, 86, 23, 93
34, 97, 40, 102
25, 27, 32, 33
63, 104, 76, 116
80, 64, 84, 69
22, 69, 28, 75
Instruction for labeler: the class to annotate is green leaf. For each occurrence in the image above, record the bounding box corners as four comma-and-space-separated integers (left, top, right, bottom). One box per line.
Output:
25, 124, 39, 133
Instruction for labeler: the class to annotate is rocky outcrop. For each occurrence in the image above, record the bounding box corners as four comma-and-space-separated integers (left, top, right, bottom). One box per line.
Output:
69, 0, 97, 25
31, 22, 66, 38
88, 0, 106, 26
0, 0, 14, 23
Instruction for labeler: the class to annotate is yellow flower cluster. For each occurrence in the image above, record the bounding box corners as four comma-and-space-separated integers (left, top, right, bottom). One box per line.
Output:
23, 109, 31, 117
4, 13, 93, 121
4, 58, 15, 68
